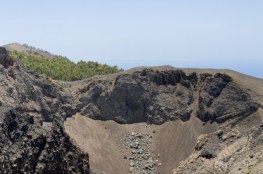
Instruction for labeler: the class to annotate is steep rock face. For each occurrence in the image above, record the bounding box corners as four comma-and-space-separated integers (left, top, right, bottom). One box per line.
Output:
197, 73, 259, 122
78, 70, 196, 124
0, 48, 89, 174
75, 70, 259, 125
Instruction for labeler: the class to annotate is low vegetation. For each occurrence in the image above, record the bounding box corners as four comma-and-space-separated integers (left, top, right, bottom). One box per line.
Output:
141, 68, 160, 76
9, 50, 123, 81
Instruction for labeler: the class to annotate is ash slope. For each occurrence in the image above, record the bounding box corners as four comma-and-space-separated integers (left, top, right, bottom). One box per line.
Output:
0, 47, 89, 174
58, 66, 263, 173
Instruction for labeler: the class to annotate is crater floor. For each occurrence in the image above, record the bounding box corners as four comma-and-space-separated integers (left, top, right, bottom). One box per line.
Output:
64, 114, 217, 174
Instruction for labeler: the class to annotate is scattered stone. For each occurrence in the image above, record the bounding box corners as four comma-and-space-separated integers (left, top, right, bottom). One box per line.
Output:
216, 129, 223, 137
200, 150, 217, 159
137, 133, 143, 138
130, 162, 134, 167
129, 167, 134, 173
121, 132, 161, 173
222, 135, 228, 141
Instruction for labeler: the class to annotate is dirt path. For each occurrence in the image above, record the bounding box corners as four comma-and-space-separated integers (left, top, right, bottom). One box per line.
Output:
64, 114, 217, 174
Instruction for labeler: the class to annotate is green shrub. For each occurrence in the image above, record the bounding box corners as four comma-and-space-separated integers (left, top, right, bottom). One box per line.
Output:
141, 68, 154, 76
9, 51, 123, 81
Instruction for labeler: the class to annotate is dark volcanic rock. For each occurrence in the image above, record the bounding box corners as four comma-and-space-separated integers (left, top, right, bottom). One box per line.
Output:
0, 47, 14, 68
197, 73, 259, 122
0, 48, 89, 174
0, 110, 89, 174
199, 149, 217, 159
76, 70, 259, 125
78, 70, 196, 124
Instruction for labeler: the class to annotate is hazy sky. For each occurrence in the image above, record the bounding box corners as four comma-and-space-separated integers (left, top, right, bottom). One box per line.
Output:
1, 0, 262, 78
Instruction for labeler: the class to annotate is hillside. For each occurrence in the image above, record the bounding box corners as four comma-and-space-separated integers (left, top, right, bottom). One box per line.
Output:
3, 43, 57, 59
3, 43, 123, 81
0, 46, 263, 174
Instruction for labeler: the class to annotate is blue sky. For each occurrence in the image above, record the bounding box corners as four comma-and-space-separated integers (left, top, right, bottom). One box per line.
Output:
1, 0, 262, 78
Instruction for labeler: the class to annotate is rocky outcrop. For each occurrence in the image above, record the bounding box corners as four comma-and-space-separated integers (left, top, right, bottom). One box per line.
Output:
0, 47, 89, 174
172, 110, 263, 174
0, 110, 89, 174
75, 70, 259, 125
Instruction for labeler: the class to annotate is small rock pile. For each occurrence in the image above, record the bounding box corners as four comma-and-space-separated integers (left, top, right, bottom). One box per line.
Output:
121, 132, 161, 174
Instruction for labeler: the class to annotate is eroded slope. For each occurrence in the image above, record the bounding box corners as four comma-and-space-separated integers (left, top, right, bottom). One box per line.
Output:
0, 47, 89, 174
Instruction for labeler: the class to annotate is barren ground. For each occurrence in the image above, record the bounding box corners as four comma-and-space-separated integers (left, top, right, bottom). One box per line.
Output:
64, 114, 217, 174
